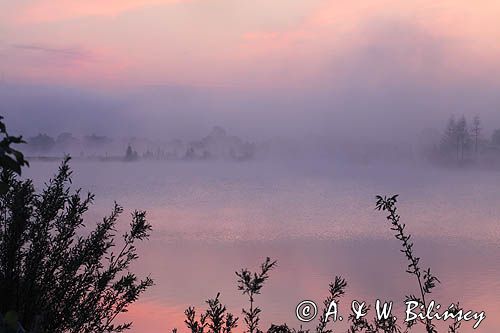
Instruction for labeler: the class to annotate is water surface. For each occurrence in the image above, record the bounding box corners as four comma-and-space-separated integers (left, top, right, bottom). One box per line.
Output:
25, 160, 500, 332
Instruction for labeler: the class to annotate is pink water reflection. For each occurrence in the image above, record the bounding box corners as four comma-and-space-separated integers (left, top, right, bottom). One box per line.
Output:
122, 238, 500, 332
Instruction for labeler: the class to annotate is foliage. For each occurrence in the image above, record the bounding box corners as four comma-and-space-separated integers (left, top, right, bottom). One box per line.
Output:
183, 293, 238, 333
316, 277, 347, 333
236, 257, 277, 333
375, 195, 439, 332
176, 195, 465, 333
0, 116, 29, 194
0, 156, 153, 333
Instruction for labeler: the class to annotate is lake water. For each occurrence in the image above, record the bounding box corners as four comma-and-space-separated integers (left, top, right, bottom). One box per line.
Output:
25, 159, 500, 332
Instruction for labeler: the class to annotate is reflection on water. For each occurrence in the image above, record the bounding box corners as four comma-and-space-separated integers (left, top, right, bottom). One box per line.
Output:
24, 160, 500, 332
128, 239, 500, 332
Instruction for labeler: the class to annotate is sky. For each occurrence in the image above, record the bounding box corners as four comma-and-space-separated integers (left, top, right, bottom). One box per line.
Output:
1, 0, 500, 140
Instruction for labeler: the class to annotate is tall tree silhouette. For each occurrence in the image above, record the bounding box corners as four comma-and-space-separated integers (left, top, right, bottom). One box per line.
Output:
471, 115, 481, 154
440, 115, 471, 162
455, 116, 471, 161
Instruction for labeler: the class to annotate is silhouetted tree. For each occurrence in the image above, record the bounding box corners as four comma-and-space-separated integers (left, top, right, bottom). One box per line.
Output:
440, 116, 457, 158
56, 132, 79, 148
83, 134, 112, 148
491, 129, 500, 147
27, 133, 55, 153
0, 156, 153, 332
440, 115, 471, 162
471, 116, 481, 154
185, 147, 196, 160
124, 145, 138, 161
455, 116, 471, 161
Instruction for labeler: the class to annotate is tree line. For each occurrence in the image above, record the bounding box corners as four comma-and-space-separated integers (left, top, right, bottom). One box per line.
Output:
437, 115, 500, 164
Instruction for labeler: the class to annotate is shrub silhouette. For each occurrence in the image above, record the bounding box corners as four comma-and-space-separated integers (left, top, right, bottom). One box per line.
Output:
0, 116, 29, 194
175, 195, 463, 333
236, 257, 277, 333
0, 156, 153, 332
181, 292, 238, 333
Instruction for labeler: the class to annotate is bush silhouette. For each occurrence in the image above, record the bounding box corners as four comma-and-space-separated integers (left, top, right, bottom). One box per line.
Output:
175, 196, 463, 333
0, 157, 153, 332
0, 116, 29, 194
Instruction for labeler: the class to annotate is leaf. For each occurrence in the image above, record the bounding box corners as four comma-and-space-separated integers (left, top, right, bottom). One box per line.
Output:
0, 154, 22, 174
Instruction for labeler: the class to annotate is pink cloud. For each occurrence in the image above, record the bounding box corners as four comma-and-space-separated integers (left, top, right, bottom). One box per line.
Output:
7, 0, 500, 88
120, 300, 187, 332
15, 0, 182, 24
5, 43, 132, 88
235, 0, 500, 87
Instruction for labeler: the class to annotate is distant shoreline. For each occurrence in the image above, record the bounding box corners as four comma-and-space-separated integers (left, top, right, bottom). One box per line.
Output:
25, 155, 253, 163
27, 155, 124, 162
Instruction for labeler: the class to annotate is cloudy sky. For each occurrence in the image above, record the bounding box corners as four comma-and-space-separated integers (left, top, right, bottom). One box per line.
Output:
1, 0, 500, 139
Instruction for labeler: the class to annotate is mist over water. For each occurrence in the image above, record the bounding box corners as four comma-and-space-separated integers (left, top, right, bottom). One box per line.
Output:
6, 70, 500, 332
23, 159, 500, 332
3, 1, 500, 331
24, 159, 500, 243
2, 79, 500, 145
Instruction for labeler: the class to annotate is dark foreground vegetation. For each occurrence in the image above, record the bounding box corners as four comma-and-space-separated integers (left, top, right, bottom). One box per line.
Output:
171, 195, 463, 333
0, 118, 153, 333
0, 117, 467, 332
